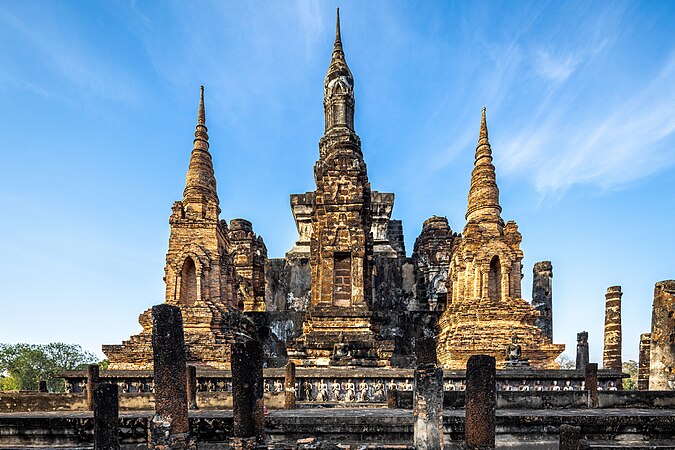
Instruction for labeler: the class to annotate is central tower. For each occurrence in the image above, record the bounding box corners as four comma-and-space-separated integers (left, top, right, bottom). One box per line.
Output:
287, 9, 394, 366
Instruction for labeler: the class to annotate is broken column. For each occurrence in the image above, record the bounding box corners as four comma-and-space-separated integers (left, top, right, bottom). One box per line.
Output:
576, 332, 589, 371
649, 280, 675, 390
87, 364, 100, 411
232, 339, 264, 446
532, 261, 553, 342
558, 424, 581, 450
413, 337, 444, 450
149, 304, 192, 449
186, 365, 198, 410
284, 361, 296, 409
585, 363, 598, 408
465, 354, 496, 450
638, 333, 651, 390
93, 382, 120, 450
603, 286, 623, 373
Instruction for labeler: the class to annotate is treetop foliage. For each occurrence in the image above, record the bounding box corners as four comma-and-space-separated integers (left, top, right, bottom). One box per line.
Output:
0, 343, 99, 392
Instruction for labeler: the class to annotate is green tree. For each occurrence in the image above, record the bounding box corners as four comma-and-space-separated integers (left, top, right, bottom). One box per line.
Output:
622, 360, 638, 390
0, 343, 98, 392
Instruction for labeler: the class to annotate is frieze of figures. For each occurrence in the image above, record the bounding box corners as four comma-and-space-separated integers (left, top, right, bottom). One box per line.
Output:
63, 376, 620, 396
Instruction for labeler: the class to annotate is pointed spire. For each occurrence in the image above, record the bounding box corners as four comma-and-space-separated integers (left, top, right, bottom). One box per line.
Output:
324, 8, 355, 133
466, 107, 502, 225
183, 86, 219, 214
326, 7, 351, 82
334, 8, 343, 51
198, 85, 205, 125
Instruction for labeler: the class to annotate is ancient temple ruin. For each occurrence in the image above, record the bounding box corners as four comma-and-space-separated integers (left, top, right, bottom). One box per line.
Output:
100, 10, 645, 375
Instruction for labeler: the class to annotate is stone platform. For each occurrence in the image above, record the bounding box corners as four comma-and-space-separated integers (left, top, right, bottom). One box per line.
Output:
1, 408, 673, 449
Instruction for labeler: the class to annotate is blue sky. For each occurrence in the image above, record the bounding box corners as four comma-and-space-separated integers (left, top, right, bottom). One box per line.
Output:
0, 1, 673, 365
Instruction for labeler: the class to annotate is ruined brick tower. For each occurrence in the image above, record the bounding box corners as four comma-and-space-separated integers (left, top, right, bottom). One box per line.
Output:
103, 87, 258, 369
436, 108, 564, 369
286, 10, 394, 366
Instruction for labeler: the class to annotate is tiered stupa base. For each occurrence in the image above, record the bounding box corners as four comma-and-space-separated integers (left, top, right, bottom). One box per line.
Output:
103, 301, 235, 370
437, 297, 565, 370
287, 306, 394, 367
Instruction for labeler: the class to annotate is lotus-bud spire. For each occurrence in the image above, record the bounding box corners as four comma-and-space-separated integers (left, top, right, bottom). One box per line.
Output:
466, 107, 502, 226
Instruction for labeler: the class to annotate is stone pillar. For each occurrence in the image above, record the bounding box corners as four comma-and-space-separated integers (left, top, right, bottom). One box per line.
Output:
558, 424, 581, 450
186, 365, 198, 410
284, 361, 296, 409
149, 304, 191, 449
603, 286, 623, 372
93, 382, 120, 450
232, 339, 264, 444
532, 261, 553, 342
649, 280, 675, 390
465, 355, 496, 449
413, 337, 443, 450
87, 364, 100, 411
585, 363, 598, 408
38, 380, 48, 393
638, 333, 651, 391
576, 331, 589, 371
386, 388, 398, 408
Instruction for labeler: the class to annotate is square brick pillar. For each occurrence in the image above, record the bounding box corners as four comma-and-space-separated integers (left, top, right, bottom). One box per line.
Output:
232, 339, 264, 444
87, 364, 100, 411
465, 354, 496, 449
93, 382, 119, 450
149, 304, 193, 449
284, 361, 296, 409
413, 337, 444, 449
638, 333, 651, 390
187, 365, 198, 410
585, 363, 598, 408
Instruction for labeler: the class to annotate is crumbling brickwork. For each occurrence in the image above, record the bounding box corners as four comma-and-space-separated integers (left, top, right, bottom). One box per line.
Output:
229, 218, 267, 312
103, 88, 256, 370
286, 11, 394, 367
436, 109, 564, 370
603, 286, 623, 371
412, 216, 455, 311
532, 261, 553, 342
638, 333, 651, 391
649, 280, 675, 390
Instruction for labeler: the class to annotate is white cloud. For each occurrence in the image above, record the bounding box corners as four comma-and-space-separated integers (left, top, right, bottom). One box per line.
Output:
534, 51, 580, 82
500, 53, 675, 194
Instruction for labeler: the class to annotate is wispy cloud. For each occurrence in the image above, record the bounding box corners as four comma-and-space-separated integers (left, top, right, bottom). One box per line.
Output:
534, 51, 580, 82
0, 6, 138, 103
501, 52, 675, 194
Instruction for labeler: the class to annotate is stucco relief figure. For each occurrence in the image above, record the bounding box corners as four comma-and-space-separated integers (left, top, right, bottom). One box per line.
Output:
444, 380, 455, 391
344, 379, 356, 402
402, 379, 412, 391
563, 380, 574, 391
519, 380, 530, 391
387, 380, 397, 392
304, 381, 314, 401
551, 381, 561, 391
358, 380, 369, 401
274, 379, 283, 393
373, 380, 385, 401
534, 380, 543, 391
331, 379, 342, 401
317, 379, 329, 401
